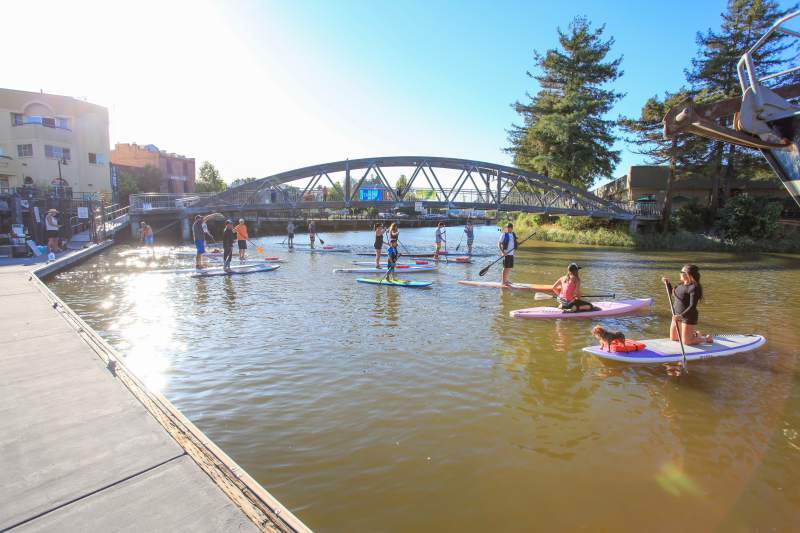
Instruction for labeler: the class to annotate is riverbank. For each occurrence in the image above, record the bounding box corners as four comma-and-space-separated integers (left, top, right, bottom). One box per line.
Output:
507, 214, 800, 253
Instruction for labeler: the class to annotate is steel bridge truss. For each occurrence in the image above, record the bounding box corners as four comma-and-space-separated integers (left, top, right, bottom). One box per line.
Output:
197, 156, 635, 219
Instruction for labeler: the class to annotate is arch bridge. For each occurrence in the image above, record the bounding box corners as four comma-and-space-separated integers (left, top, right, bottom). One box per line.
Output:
183, 157, 654, 220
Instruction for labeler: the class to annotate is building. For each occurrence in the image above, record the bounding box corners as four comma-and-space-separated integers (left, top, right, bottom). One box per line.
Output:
593, 165, 786, 206
0, 88, 111, 195
111, 143, 195, 193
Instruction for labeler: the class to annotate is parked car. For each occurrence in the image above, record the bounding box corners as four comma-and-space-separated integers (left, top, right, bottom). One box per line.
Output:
377, 212, 393, 219
422, 213, 447, 220
394, 212, 410, 219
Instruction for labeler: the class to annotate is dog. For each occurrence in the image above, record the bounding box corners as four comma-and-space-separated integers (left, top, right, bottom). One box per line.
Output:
592, 325, 626, 351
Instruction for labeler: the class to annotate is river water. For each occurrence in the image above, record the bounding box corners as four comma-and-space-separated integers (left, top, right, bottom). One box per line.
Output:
47, 225, 800, 532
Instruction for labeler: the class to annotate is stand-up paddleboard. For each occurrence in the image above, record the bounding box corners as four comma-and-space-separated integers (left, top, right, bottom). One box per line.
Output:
173, 250, 226, 258
191, 264, 280, 278
292, 246, 352, 253
510, 298, 652, 319
334, 265, 437, 274
356, 278, 433, 288
208, 257, 283, 264
458, 280, 553, 293
414, 256, 473, 263
583, 334, 766, 363
352, 261, 420, 266
355, 252, 493, 258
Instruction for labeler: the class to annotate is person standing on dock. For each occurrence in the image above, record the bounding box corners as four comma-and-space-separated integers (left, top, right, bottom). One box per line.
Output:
45, 208, 61, 255
308, 220, 317, 249
222, 220, 235, 272
464, 221, 474, 256
434, 222, 446, 259
139, 221, 155, 254
498, 222, 517, 286
234, 218, 249, 260
287, 220, 295, 248
193, 214, 216, 269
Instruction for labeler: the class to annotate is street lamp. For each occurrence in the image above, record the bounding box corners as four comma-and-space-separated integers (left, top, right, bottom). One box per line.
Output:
56, 156, 67, 182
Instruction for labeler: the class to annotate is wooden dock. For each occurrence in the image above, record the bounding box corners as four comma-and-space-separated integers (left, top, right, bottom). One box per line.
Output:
0, 244, 310, 532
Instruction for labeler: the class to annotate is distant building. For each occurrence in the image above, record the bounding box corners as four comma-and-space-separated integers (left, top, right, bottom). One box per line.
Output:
594, 165, 786, 206
111, 143, 195, 193
0, 88, 111, 194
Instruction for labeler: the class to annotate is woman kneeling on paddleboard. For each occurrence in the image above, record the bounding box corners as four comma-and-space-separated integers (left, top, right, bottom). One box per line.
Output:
552, 263, 596, 313
662, 264, 712, 345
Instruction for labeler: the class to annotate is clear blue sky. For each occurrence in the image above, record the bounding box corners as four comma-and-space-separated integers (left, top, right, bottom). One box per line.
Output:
6, 0, 797, 187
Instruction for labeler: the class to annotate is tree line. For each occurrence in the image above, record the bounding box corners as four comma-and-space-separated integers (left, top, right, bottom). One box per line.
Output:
506, 0, 797, 227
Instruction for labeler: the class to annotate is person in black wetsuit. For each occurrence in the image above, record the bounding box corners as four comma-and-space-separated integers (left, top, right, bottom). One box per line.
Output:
222, 220, 235, 272
662, 264, 712, 345
373, 223, 385, 268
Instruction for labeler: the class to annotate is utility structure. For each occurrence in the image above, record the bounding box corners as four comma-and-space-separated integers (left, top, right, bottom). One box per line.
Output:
664, 10, 800, 207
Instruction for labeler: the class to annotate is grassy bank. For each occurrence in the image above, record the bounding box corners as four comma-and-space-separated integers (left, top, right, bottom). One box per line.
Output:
505, 213, 800, 253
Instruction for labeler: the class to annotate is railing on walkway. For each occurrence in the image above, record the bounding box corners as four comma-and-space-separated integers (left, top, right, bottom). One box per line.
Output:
129, 192, 215, 212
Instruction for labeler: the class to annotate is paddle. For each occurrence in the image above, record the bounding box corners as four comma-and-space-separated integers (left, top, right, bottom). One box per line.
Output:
246, 238, 264, 254
478, 232, 537, 277
664, 279, 688, 373
535, 292, 616, 301
456, 217, 470, 252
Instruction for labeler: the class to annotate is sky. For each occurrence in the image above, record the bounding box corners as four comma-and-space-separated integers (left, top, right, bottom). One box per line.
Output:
4, 0, 797, 188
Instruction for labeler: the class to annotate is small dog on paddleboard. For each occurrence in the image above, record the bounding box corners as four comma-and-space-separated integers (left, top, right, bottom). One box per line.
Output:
592, 326, 626, 351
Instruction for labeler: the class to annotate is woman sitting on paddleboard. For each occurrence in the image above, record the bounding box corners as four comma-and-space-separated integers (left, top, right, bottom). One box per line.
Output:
662, 264, 711, 345
374, 223, 385, 268
551, 263, 596, 313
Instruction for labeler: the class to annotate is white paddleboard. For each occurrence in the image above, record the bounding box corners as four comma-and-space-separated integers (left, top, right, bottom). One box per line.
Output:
191, 264, 280, 278
333, 265, 437, 274
582, 334, 766, 363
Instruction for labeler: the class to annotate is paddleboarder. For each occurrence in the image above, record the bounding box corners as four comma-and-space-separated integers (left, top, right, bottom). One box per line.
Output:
287, 220, 295, 248
139, 221, 155, 253
192, 214, 216, 269
464, 221, 474, 255
308, 220, 317, 249
45, 208, 61, 254
234, 218, 249, 260
434, 222, 446, 259
373, 222, 385, 268
498, 222, 517, 286
386, 238, 399, 282
388, 222, 400, 243
222, 220, 235, 272
551, 263, 596, 312
662, 264, 712, 345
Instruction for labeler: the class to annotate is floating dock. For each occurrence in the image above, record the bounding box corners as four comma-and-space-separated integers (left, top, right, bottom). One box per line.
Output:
0, 244, 310, 532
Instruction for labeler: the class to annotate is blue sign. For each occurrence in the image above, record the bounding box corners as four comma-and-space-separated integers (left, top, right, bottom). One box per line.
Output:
359, 188, 383, 201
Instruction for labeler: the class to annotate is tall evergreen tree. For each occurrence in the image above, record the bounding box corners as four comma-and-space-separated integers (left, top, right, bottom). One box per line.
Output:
685, 0, 795, 209
507, 16, 623, 189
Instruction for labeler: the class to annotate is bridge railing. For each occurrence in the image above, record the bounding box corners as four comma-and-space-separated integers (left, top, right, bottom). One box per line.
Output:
129, 192, 215, 213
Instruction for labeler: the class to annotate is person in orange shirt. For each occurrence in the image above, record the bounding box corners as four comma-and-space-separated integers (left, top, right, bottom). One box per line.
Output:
234, 218, 249, 260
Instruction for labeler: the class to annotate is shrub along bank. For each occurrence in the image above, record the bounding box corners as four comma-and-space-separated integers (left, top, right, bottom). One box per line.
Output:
502, 194, 800, 253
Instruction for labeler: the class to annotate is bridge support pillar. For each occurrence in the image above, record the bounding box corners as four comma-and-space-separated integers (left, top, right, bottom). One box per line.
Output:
628, 217, 639, 234
181, 217, 192, 242
129, 214, 141, 239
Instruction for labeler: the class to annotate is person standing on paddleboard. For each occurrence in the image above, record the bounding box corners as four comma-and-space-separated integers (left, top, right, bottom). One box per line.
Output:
662, 264, 712, 345
222, 220, 235, 272
139, 221, 155, 252
373, 223, 385, 268
287, 220, 295, 248
552, 263, 596, 312
498, 222, 517, 286
234, 219, 249, 261
386, 238, 399, 282
308, 220, 317, 249
464, 221, 474, 255
388, 222, 400, 243
434, 222, 446, 259
193, 214, 216, 269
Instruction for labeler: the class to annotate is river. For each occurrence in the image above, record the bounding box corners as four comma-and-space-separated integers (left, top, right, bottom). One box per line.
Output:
46, 225, 800, 532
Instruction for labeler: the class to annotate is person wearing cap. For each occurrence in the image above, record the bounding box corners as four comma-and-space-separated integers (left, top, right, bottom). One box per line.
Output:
139, 221, 155, 252
464, 220, 475, 256
286, 220, 295, 248
234, 218, 249, 261
222, 220, 235, 272
45, 208, 61, 254
192, 213, 217, 269
308, 220, 317, 249
498, 222, 517, 285
551, 263, 596, 313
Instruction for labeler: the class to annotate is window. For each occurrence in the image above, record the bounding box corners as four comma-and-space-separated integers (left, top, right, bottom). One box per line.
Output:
11, 113, 70, 129
44, 145, 70, 160
17, 144, 33, 157
88, 153, 107, 165
89, 153, 96, 164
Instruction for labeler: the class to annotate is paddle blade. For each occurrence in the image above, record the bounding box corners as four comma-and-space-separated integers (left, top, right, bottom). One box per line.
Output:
479, 265, 491, 276
256, 246, 264, 254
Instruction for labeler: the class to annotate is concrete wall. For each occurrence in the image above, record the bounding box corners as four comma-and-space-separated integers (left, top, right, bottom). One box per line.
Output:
0, 89, 111, 194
